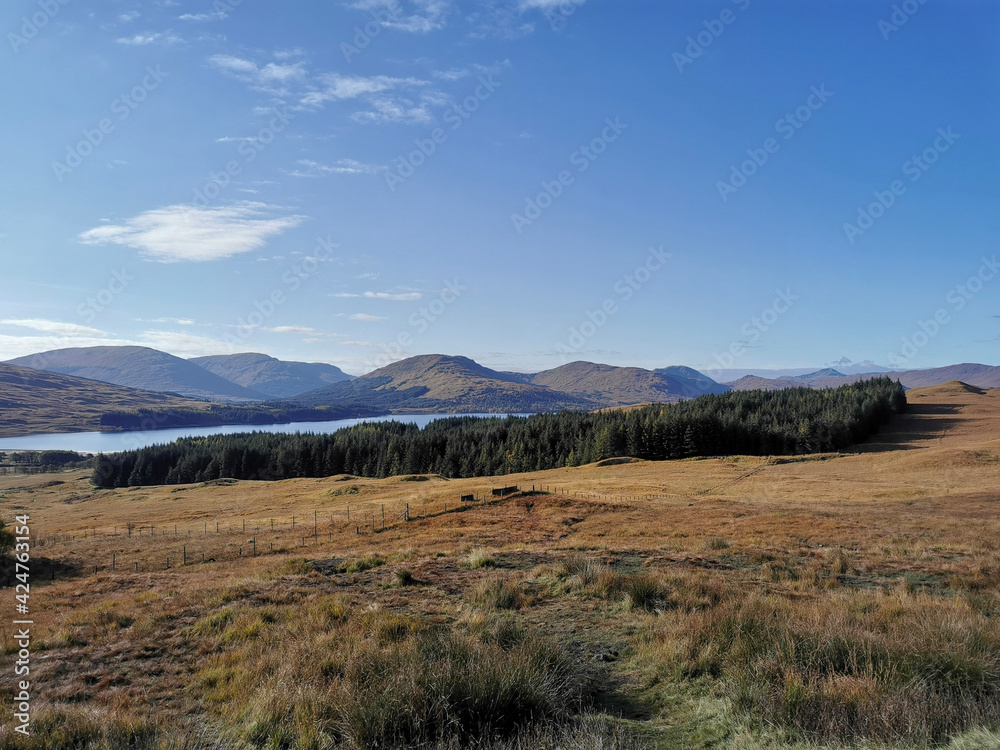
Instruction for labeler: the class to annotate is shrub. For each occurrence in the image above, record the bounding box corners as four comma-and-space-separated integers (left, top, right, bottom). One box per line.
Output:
467, 548, 497, 569
560, 553, 608, 587
395, 569, 415, 586
338, 553, 385, 573
470, 576, 525, 610
624, 575, 668, 612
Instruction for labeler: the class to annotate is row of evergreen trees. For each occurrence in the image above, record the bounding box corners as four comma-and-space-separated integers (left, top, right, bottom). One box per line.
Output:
92, 378, 906, 488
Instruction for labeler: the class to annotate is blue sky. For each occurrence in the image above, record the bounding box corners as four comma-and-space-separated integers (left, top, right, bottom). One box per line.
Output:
0, 0, 996, 376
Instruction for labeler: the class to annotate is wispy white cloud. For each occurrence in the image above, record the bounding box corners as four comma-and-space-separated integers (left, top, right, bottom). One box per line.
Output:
136, 317, 197, 326
117, 31, 183, 46
214, 136, 256, 145
331, 291, 421, 301
300, 73, 427, 107
287, 159, 384, 177
349, 313, 388, 321
349, 0, 451, 33
139, 330, 234, 357
180, 9, 228, 21
518, 0, 584, 8
77, 202, 306, 263
264, 325, 321, 334
469, 0, 582, 38
208, 54, 307, 95
0, 319, 107, 337
119, 11, 141, 22
350, 94, 439, 124
432, 59, 511, 80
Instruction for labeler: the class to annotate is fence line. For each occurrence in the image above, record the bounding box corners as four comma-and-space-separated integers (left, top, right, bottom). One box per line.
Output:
27, 485, 673, 578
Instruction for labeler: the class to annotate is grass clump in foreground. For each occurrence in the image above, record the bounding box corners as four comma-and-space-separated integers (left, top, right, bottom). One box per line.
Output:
469, 575, 526, 610
466, 547, 497, 569
637, 584, 1000, 746
202, 604, 601, 749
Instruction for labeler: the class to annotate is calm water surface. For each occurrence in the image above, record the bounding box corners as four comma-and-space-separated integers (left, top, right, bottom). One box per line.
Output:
0, 414, 525, 453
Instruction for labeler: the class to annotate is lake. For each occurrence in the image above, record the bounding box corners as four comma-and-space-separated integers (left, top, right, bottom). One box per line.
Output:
0, 414, 525, 454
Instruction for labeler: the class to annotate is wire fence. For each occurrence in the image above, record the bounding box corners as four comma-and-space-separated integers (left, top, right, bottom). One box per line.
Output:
25, 484, 674, 578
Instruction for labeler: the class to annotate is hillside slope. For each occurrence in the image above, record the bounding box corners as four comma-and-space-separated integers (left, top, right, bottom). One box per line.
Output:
293, 354, 599, 413
0, 363, 210, 437
530, 361, 728, 405
190, 353, 352, 398
895, 363, 1000, 389
7, 346, 266, 402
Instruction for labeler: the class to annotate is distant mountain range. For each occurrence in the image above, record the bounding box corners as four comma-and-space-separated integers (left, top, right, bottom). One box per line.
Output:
725, 364, 1000, 392
706, 361, 891, 381
6, 347, 352, 403
526, 362, 729, 404
291, 355, 600, 413
3, 347, 999, 426
190, 353, 352, 398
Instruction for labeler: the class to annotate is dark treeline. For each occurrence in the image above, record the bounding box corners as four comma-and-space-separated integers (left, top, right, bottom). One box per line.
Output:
92, 379, 906, 488
1, 450, 90, 466
99, 403, 381, 431
0, 450, 93, 476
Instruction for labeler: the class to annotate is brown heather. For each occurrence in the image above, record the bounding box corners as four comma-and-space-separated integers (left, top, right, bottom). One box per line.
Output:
1, 382, 999, 748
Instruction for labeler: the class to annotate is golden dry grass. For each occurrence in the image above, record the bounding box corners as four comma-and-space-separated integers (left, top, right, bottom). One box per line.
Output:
1, 383, 998, 748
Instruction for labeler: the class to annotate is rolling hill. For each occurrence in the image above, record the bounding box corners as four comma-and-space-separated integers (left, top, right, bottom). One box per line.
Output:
528, 361, 729, 405
6, 346, 267, 402
894, 363, 1000, 389
0, 363, 211, 437
190, 353, 352, 398
292, 354, 600, 413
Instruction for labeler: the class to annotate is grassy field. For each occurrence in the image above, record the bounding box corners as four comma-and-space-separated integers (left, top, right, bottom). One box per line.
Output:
1, 381, 998, 749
